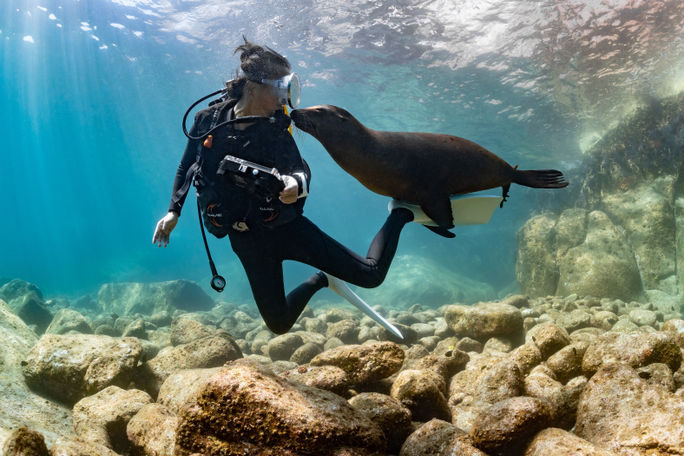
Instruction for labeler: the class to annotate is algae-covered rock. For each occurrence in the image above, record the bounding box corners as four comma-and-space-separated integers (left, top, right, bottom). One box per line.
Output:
524, 428, 617, 456
10, 292, 53, 334
469, 396, 553, 456
662, 318, 684, 348
399, 419, 487, 456
348, 393, 412, 454
157, 367, 223, 414
45, 308, 93, 335
279, 365, 351, 396
289, 342, 323, 364
127, 403, 179, 456
516, 214, 559, 297
267, 333, 303, 361
391, 369, 450, 422
602, 177, 677, 292
582, 331, 681, 377
175, 359, 386, 455
310, 342, 404, 385
138, 332, 242, 398
22, 334, 143, 405
97, 279, 214, 316
327, 319, 360, 344
525, 322, 571, 359
0, 279, 43, 302
556, 211, 643, 301
444, 302, 523, 340
0, 299, 75, 448
72, 386, 152, 453
575, 362, 684, 454
170, 316, 215, 346
1, 427, 49, 456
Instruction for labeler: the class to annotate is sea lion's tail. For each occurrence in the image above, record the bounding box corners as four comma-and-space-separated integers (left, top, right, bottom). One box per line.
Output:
512, 169, 568, 189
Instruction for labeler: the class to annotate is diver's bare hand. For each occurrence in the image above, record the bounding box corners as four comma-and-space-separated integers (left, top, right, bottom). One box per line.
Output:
153, 212, 179, 247
279, 175, 298, 204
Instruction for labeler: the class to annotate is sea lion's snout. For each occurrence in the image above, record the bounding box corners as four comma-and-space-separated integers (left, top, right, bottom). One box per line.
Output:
291, 106, 334, 135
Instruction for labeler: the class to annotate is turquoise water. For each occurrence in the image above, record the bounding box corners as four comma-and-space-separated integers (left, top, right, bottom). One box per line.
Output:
1, 0, 682, 305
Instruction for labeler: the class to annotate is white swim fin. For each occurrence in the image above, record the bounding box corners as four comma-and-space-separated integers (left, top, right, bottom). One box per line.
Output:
389, 194, 503, 226
323, 272, 404, 340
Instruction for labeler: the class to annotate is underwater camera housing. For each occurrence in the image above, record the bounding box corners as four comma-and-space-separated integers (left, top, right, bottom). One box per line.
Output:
217, 154, 285, 201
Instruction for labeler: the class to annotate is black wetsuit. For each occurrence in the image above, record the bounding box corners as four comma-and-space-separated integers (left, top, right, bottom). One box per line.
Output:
170, 100, 412, 334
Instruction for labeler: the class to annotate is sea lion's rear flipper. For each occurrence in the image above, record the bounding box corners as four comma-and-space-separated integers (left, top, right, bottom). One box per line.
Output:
420, 198, 454, 230
424, 225, 456, 238
501, 183, 511, 208
512, 169, 569, 189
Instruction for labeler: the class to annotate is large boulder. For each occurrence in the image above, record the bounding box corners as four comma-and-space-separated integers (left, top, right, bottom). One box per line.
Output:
45, 308, 93, 335
97, 280, 214, 316
602, 177, 677, 292
0, 279, 43, 302
137, 332, 242, 398
517, 209, 645, 302
677, 194, 684, 298
0, 299, 74, 448
399, 419, 487, 456
469, 396, 553, 456
448, 354, 524, 432
582, 331, 681, 377
391, 369, 451, 422
72, 386, 152, 453
575, 363, 684, 454
9, 293, 53, 334
279, 365, 351, 396
310, 342, 404, 385
556, 211, 643, 301
127, 403, 179, 456
157, 368, 224, 414
444, 302, 523, 341
516, 214, 559, 297
175, 359, 386, 455
1, 427, 49, 456
22, 334, 143, 405
524, 428, 617, 456
348, 393, 412, 454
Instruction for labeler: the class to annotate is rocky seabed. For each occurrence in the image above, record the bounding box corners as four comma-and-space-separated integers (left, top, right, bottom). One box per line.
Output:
0, 278, 683, 456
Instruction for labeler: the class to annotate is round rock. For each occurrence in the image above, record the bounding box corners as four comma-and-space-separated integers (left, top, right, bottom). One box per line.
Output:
444, 303, 522, 340
470, 396, 552, 456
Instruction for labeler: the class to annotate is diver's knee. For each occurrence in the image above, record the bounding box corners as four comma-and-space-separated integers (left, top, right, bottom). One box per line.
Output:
265, 319, 293, 335
358, 271, 385, 289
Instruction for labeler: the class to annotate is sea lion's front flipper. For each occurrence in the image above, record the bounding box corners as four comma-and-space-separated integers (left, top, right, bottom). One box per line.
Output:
420, 197, 454, 229
424, 225, 456, 238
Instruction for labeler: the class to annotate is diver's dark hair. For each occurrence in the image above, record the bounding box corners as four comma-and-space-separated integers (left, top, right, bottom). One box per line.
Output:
224, 36, 291, 100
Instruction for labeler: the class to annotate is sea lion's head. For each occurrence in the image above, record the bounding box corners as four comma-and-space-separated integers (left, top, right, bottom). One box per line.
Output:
290, 105, 365, 147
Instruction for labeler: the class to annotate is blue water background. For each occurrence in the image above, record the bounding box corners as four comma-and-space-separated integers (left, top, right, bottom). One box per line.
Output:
1, 0, 682, 306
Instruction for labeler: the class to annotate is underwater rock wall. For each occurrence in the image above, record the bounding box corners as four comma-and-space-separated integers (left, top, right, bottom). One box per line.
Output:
517, 94, 684, 310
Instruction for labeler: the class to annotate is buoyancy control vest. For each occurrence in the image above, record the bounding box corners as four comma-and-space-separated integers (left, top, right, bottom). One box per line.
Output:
174, 99, 310, 239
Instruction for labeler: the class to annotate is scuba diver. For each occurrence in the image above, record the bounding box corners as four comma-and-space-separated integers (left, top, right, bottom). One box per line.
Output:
152, 38, 414, 335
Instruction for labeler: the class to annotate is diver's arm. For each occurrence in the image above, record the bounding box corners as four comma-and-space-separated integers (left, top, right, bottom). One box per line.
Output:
168, 138, 200, 215
279, 133, 311, 201
168, 112, 204, 215
155, 113, 203, 246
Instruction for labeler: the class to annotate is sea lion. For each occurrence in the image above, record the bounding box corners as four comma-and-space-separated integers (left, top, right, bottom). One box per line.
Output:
290, 105, 568, 237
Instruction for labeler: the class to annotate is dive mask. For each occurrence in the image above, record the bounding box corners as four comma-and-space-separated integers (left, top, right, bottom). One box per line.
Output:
261, 72, 301, 109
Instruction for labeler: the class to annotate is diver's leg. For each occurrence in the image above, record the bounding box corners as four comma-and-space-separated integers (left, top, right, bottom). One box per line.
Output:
235, 251, 325, 335
284, 209, 413, 288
